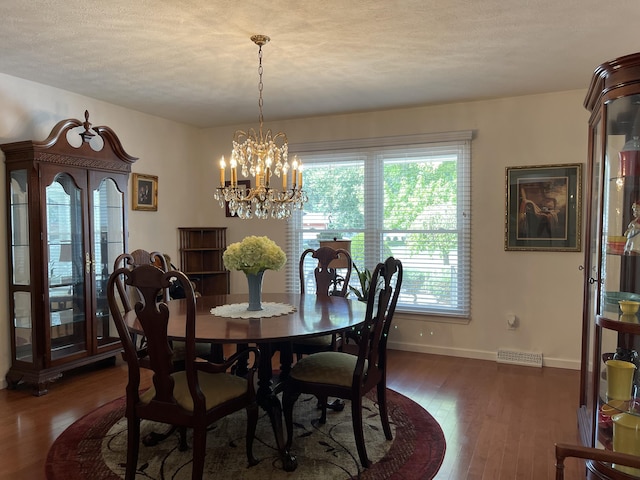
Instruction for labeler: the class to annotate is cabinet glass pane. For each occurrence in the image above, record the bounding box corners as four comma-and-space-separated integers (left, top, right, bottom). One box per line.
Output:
13, 291, 32, 362
597, 95, 640, 478
93, 178, 123, 347
585, 118, 603, 430
46, 174, 87, 359
602, 96, 640, 315
10, 170, 30, 285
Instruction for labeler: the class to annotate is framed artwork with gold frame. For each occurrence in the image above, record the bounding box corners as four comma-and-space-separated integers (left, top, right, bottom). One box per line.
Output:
132, 173, 158, 211
505, 163, 582, 251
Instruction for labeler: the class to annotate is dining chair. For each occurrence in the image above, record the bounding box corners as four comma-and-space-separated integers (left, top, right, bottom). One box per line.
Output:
107, 263, 260, 480
112, 250, 169, 365
554, 443, 640, 479
282, 256, 403, 468
113, 250, 220, 367
291, 246, 353, 358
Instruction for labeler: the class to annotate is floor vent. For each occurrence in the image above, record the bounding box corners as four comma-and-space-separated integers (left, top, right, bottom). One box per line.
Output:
496, 349, 543, 368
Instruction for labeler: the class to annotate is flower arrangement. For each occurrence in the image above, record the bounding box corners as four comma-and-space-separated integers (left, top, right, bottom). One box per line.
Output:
223, 236, 287, 275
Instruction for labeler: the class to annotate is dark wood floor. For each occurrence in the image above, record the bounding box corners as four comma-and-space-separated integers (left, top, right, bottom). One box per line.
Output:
0, 350, 584, 480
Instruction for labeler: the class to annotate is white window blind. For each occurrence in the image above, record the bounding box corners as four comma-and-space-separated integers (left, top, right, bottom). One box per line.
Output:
286, 131, 472, 318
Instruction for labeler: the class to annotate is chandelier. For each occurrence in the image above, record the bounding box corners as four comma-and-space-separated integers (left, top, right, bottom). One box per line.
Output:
215, 34, 307, 219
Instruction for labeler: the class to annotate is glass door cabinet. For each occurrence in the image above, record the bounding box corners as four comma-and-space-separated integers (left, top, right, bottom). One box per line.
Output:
1, 111, 136, 395
581, 53, 640, 478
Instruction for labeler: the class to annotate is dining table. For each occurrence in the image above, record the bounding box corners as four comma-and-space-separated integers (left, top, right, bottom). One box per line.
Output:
123, 292, 368, 471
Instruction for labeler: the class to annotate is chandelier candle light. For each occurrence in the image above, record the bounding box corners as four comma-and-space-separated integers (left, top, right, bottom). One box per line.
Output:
215, 34, 308, 219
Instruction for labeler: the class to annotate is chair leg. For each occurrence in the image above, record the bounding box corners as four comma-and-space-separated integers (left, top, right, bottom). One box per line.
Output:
233, 343, 249, 376
246, 401, 259, 466
351, 396, 371, 469
319, 398, 328, 424
142, 424, 179, 447
377, 382, 392, 440
125, 416, 141, 480
282, 389, 301, 451
317, 397, 345, 412
191, 425, 207, 480
178, 426, 188, 451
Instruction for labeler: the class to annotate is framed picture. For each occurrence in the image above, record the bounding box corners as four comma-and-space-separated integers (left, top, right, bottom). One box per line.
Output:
132, 173, 158, 211
505, 163, 582, 251
225, 180, 251, 217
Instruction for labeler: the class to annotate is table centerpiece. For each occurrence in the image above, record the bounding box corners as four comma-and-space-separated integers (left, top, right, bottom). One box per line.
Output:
223, 236, 287, 311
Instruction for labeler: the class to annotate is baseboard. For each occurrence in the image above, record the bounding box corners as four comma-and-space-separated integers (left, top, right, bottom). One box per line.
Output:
386, 341, 580, 370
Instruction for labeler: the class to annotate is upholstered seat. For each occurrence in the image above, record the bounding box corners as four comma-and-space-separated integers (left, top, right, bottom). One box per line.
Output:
283, 257, 402, 469
286, 351, 366, 386
139, 370, 250, 410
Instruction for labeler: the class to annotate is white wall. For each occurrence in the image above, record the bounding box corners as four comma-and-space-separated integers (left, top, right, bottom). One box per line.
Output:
0, 72, 589, 390
201, 90, 590, 370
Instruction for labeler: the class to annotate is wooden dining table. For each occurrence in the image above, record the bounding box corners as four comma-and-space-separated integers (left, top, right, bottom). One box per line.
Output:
124, 292, 368, 471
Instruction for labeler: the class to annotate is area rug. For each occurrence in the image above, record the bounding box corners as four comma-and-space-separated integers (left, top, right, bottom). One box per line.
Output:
46, 389, 445, 479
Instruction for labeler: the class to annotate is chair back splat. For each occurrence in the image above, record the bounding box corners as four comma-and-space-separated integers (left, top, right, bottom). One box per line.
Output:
299, 246, 353, 297
107, 263, 260, 480
113, 249, 169, 313
283, 256, 403, 469
291, 246, 354, 360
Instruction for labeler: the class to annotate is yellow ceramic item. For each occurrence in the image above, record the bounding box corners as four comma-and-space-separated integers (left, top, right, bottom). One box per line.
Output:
606, 359, 636, 401
612, 412, 640, 476
619, 300, 640, 315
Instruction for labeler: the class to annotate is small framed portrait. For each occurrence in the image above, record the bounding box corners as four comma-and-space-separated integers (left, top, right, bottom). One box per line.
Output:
505, 163, 582, 251
132, 173, 158, 211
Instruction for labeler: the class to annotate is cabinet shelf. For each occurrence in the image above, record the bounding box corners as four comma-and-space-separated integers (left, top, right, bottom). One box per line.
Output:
597, 315, 640, 335
179, 227, 229, 296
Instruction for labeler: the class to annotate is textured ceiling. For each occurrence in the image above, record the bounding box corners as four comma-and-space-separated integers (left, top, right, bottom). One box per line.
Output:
1, 1, 640, 128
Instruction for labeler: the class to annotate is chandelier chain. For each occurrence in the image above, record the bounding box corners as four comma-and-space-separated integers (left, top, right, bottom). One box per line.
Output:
257, 44, 264, 134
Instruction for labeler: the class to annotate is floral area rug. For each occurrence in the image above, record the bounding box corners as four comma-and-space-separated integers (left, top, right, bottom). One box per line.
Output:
46, 389, 445, 479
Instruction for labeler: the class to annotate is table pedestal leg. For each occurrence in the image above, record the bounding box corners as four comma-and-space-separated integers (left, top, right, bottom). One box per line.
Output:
257, 342, 297, 471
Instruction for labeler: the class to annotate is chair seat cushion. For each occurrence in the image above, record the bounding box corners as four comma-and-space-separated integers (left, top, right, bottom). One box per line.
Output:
291, 351, 363, 387
171, 341, 213, 360
140, 370, 248, 411
293, 334, 333, 347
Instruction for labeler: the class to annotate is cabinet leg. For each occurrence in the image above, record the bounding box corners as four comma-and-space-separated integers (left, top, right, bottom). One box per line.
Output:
5, 372, 22, 390
33, 382, 49, 396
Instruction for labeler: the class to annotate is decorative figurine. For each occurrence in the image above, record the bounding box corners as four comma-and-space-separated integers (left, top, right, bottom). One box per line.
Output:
624, 202, 640, 255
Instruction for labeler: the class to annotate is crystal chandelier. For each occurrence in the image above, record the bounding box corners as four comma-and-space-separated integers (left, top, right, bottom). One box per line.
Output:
215, 34, 307, 219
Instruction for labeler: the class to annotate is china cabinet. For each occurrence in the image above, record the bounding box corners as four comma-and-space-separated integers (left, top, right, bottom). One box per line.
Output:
178, 227, 229, 296
580, 52, 640, 478
1, 111, 136, 395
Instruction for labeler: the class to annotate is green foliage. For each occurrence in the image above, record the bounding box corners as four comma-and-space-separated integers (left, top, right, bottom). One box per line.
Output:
305, 164, 365, 230
303, 155, 460, 304
348, 262, 373, 302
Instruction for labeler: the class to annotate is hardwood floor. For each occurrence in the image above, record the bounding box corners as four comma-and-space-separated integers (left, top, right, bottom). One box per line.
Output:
0, 350, 584, 480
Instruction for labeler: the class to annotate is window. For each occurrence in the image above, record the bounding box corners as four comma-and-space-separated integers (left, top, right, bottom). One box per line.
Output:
286, 131, 472, 318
